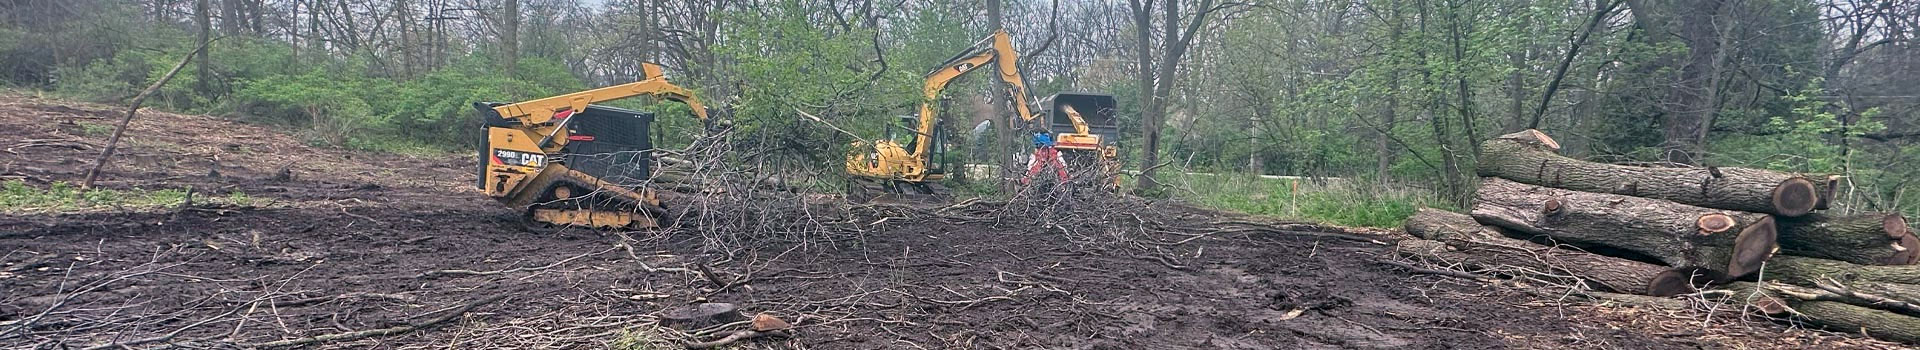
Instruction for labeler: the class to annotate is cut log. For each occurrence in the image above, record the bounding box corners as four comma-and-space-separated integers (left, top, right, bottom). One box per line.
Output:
1400, 208, 1666, 293
1896, 235, 1920, 266
1787, 299, 1920, 344
1477, 129, 1821, 217
1472, 177, 1778, 279
1778, 213, 1914, 265
1720, 280, 1920, 342
1768, 255, 1920, 285
1726, 281, 1920, 344
1764, 256, 1920, 305
1647, 267, 1728, 297
1815, 175, 1843, 210
1718, 281, 1795, 315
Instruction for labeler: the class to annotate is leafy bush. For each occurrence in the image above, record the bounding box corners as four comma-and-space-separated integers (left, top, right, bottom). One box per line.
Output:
1167, 173, 1450, 228
234, 70, 380, 146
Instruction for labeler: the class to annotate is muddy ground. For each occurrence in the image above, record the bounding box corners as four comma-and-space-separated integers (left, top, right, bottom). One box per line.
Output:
0, 94, 1907, 349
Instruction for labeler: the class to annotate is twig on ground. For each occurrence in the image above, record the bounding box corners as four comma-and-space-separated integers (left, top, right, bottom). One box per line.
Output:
685, 329, 790, 349
419, 247, 614, 278
246, 295, 505, 348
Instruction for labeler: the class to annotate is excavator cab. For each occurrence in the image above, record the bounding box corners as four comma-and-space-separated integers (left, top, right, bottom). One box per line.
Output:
888, 115, 948, 177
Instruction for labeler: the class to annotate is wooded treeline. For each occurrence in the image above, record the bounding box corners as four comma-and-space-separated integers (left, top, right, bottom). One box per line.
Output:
1, 0, 1917, 211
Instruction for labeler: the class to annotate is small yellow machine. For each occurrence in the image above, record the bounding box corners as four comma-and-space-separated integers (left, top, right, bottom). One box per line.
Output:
473, 63, 708, 230
844, 29, 1119, 201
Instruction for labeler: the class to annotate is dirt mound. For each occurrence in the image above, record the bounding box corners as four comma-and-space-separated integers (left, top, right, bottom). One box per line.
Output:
0, 95, 1904, 349
0, 92, 469, 194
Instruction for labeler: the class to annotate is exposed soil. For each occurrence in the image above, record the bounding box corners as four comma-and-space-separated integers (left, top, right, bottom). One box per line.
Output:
0, 93, 1907, 349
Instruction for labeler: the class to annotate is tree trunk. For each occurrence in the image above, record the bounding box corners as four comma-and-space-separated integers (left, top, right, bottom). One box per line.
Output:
1763, 256, 1920, 315
1471, 177, 1778, 279
194, 0, 212, 94
1477, 129, 1821, 217
1620, 0, 1728, 165
247, 0, 264, 34
1787, 299, 1920, 344
501, 0, 519, 78
397, 0, 413, 77
986, 0, 1012, 189
1128, 0, 1157, 196
1402, 208, 1665, 294
220, 0, 242, 36
1529, 0, 1617, 130
1778, 213, 1917, 266
1769, 256, 1920, 286
1725, 281, 1920, 344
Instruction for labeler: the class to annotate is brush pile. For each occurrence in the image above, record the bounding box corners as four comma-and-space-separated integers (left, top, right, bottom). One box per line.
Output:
1397, 129, 1920, 343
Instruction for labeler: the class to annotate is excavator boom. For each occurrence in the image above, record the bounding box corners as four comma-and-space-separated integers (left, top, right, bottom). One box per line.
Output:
845, 29, 1121, 201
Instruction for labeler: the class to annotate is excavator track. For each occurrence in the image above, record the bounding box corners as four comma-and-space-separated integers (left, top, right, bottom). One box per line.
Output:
846, 178, 950, 204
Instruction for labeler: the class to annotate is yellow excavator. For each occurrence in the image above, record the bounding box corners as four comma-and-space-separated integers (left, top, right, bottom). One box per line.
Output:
473, 63, 710, 231
844, 29, 1119, 202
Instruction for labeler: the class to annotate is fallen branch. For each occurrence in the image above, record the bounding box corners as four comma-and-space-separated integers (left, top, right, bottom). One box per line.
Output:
82, 36, 222, 189
270, 292, 417, 308
1811, 278, 1920, 317
0, 262, 179, 338
684, 329, 789, 349
1375, 259, 1492, 282
247, 295, 505, 348
419, 247, 613, 278
80, 299, 253, 350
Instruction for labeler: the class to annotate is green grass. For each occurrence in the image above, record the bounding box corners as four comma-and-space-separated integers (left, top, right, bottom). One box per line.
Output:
0, 180, 260, 212
77, 122, 113, 137
608, 327, 671, 350
1161, 173, 1453, 228
346, 137, 460, 157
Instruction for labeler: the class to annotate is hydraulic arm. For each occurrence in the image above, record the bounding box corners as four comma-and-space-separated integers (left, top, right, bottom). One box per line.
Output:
845, 29, 1118, 201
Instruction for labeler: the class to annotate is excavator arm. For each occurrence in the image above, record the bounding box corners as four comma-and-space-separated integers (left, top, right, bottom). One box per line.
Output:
846, 29, 1118, 201
491, 63, 707, 136
908, 29, 1037, 159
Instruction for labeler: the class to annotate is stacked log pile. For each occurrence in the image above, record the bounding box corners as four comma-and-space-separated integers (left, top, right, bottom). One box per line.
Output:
1398, 129, 1920, 343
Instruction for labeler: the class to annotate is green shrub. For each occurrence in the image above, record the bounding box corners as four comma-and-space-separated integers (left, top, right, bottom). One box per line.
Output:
1168, 173, 1449, 228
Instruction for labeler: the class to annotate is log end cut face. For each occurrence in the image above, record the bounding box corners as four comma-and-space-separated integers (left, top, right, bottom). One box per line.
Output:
1882, 214, 1910, 240
1697, 214, 1736, 234
1726, 216, 1779, 279
1886, 234, 1920, 266
1647, 267, 1727, 297
1770, 177, 1818, 218
1498, 129, 1562, 151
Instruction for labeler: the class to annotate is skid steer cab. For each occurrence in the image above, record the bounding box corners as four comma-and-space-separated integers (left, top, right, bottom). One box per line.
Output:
469, 62, 710, 232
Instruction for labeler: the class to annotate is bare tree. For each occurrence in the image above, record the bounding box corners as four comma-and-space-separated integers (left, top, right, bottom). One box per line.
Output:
1128, 0, 1235, 196
194, 0, 212, 93
502, 0, 519, 77
1622, 0, 1729, 164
